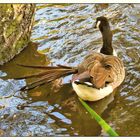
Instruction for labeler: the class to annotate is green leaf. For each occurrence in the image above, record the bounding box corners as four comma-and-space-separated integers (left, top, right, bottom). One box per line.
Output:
79, 98, 119, 137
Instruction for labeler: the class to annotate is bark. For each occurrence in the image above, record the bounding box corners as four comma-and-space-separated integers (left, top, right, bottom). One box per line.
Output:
0, 4, 36, 65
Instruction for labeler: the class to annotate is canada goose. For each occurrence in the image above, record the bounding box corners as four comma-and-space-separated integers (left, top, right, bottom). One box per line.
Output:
16, 16, 125, 101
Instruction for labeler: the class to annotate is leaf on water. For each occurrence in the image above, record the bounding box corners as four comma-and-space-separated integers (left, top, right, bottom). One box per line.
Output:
79, 98, 119, 137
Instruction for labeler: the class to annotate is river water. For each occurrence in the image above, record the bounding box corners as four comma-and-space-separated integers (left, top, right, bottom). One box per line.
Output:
0, 4, 140, 136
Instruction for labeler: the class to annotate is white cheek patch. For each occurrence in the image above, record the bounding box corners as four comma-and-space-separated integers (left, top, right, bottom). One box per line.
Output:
96, 21, 101, 28
84, 82, 92, 86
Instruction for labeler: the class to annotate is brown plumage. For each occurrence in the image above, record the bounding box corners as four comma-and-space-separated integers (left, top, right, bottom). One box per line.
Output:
15, 64, 78, 91
16, 52, 125, 92
72, 52, 125, 88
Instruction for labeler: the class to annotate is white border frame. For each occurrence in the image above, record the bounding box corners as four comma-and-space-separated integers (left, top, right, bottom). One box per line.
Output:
0, 0, 140, 3
0, 2, 140, 140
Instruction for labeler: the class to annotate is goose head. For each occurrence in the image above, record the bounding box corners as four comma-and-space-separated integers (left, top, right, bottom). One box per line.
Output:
94, 16, 110, 32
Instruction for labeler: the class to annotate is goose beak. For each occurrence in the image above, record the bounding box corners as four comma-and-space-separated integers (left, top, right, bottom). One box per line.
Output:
72, 71, 94, 88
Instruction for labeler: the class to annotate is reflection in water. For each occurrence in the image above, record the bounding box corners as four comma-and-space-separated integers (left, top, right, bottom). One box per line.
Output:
0, 4, 140, 136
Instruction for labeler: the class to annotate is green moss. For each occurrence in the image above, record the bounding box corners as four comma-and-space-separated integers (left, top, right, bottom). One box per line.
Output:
4, 22, 18, 38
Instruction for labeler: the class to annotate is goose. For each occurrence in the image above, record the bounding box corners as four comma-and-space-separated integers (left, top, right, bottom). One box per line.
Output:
16, 16, 125, 101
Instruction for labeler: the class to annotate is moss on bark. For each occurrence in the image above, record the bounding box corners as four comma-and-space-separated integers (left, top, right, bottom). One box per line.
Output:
0, 4, 36, 65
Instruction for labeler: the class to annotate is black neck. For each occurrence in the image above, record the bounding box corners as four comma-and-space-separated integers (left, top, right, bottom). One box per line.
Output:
100, 27, 113, 55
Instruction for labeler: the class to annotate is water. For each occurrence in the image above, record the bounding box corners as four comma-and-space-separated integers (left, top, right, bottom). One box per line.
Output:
0, 4, 140, 136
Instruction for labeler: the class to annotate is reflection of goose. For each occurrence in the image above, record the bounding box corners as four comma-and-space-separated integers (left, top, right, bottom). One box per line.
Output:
16, 16, 125, 101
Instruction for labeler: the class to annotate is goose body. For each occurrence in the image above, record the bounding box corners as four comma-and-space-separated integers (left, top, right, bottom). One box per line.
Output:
71, 52, 125, 101
17, 16, 125, 101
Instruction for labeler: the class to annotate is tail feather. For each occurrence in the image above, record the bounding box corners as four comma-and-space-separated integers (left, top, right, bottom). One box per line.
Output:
20, 79, 47, 91
15, 71, 49, 79
16, 64, 78, 91
57, 64, 74, 69
17, 64, 74, 70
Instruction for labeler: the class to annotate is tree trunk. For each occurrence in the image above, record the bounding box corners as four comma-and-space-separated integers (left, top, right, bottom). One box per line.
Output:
0, 4, 36, 65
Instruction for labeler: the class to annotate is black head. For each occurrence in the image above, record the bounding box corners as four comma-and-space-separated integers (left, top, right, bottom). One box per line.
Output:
94, 16, 110, 32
